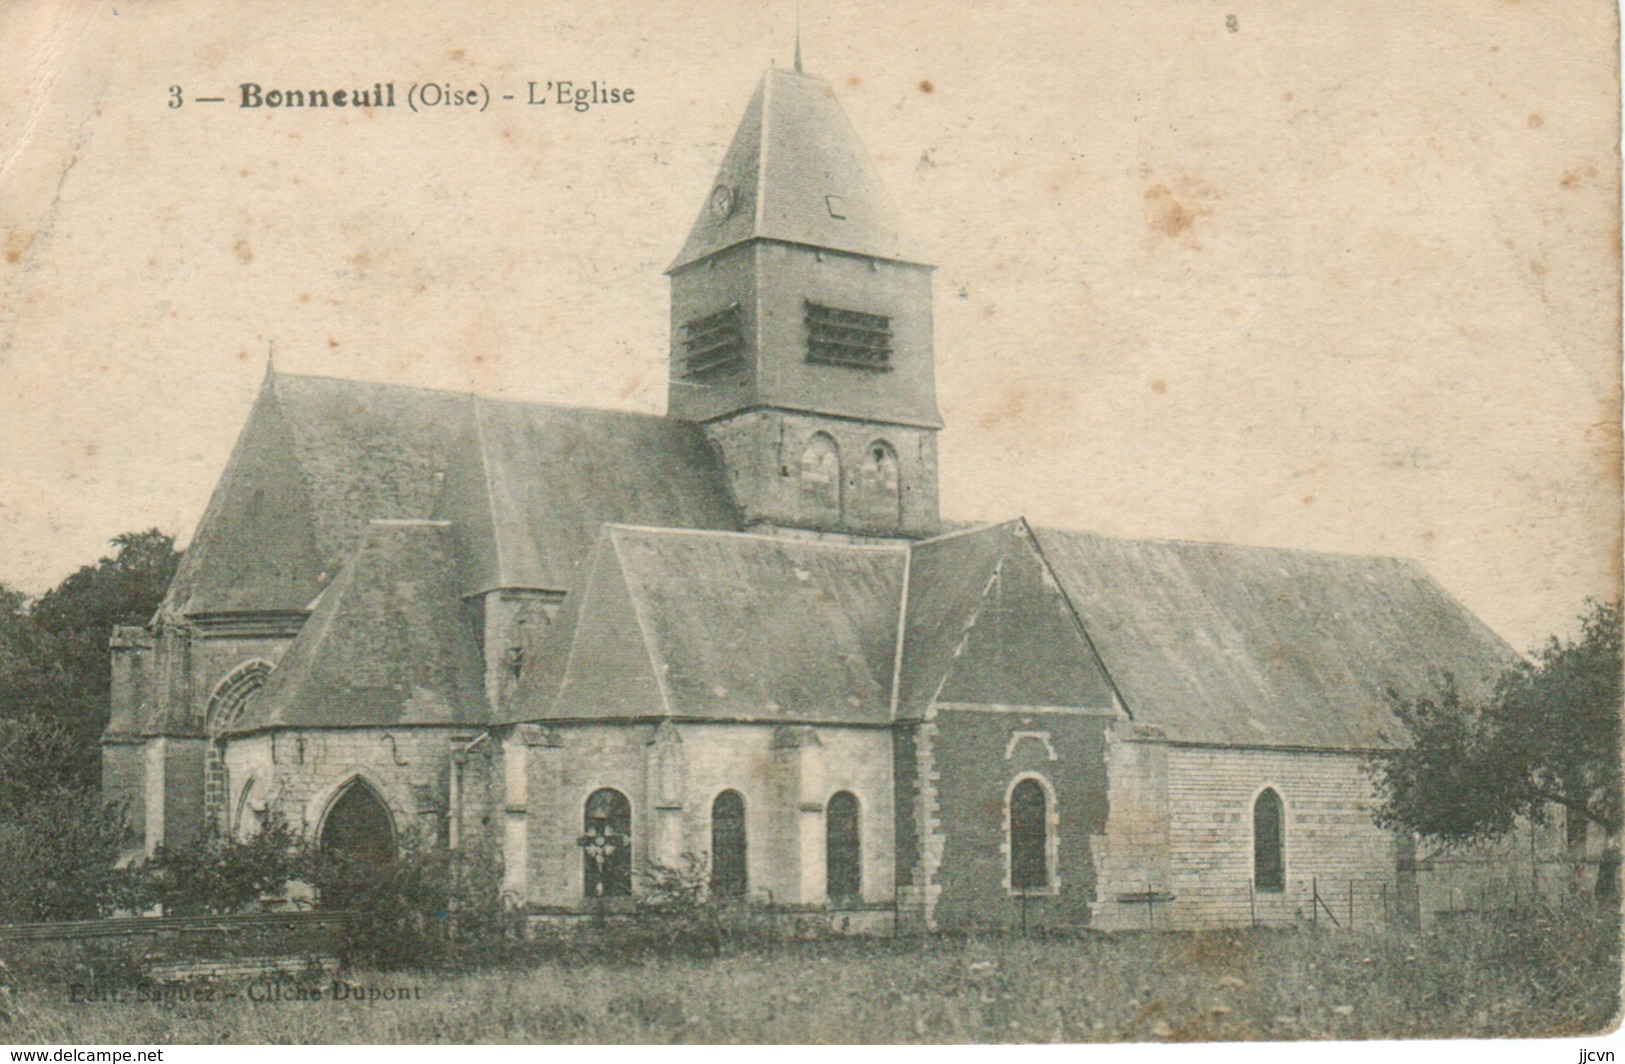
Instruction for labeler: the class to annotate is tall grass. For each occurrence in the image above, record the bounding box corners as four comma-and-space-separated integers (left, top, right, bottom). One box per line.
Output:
2, 904, 1616, 1043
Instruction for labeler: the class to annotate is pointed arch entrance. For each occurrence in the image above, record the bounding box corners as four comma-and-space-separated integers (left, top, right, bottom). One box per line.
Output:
320, 778, 397, 869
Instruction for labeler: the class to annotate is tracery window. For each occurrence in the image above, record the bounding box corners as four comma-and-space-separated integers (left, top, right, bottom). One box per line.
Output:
582, 788, 633, 897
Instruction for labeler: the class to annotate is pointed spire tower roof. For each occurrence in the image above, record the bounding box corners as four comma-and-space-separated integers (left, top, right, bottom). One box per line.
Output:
668, 67, 924, 272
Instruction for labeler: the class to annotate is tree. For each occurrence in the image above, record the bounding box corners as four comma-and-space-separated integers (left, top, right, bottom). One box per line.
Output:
0, 529, 180, 787
1371, 600, 1622, 861
0, 787, 132, 922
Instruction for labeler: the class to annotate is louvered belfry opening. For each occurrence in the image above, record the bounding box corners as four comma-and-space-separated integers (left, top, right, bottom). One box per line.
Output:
805, 301, 892, 370
683, 302, 745, 376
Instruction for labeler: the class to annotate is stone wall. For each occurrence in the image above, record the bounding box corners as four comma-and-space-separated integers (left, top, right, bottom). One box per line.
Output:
918, 707, 1114, 932
704, 409, 939, 538
1089, 722, 1174, 930
222, 727, 482, 850
1152, 745, 1398, 930
495, 720, 895, 911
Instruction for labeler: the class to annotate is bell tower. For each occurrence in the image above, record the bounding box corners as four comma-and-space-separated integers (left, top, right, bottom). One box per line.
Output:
666, 66, 941, 539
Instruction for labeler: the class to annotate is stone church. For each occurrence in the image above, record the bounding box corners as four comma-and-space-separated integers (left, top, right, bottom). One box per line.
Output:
103, 65, 1534, 931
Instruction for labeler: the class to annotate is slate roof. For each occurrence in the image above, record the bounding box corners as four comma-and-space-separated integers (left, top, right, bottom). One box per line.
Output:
668, 68, 923, 272
895, 522, 1118, 718
1032, 528, 1521, 749
161, 370, 740, 618
163, 378, 1518, 752
225, 520, 488, 736
505, 526, 908, 725
503, 522, 1120, 726
434, 397, 741, 595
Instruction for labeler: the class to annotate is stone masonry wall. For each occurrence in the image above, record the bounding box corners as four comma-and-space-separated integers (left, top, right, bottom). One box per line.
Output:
223, 727, 479, 851
1157, 745, 1399, 930
497, 721, 895, 911
923, 708, 1113, 931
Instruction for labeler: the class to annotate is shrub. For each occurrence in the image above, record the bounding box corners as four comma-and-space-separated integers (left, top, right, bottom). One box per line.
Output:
0, 786, 132, 923
307, 839, 508, 970
132, 816, 308, 916
634, 853, 724, 957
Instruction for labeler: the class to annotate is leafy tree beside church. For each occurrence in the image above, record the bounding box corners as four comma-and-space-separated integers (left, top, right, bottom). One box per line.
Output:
1371, 600, 1622, 892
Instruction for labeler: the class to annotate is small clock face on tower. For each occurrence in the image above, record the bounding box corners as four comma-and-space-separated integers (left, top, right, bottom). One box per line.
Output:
709, 184, 736, 221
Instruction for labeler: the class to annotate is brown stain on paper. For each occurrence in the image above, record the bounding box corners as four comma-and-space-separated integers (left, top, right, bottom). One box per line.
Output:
4, 231, 36, 265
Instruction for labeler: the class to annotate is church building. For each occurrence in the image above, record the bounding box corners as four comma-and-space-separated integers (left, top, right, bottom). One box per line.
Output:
102, 64, 1532, 932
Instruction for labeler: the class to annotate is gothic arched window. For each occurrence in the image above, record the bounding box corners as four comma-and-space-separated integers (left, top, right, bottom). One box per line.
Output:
799, 433, 842, 522
1253, 787, 1285, 892
826, 791, 862, 903
710, 790, 748, 898
204, 660, 272, 829
1009, 777, 1052, 893
582, 788, 633, 897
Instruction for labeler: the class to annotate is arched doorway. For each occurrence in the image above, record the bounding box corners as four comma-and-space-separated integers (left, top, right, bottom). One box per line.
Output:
321, 779, 397, 869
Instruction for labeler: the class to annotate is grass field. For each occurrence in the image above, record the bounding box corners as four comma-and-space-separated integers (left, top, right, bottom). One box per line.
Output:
3, 907, 1618, 1044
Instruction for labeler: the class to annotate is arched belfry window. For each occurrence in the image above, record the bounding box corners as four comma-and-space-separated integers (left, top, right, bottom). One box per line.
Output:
826, 791, 862, 903
321, 779, 396, 868
710, 790, 747, 898
853, 440, 902, 527
799, 433, 842, 522
1253, 787, 1285, 892
1009, 777, 1053, 893
582, 788, 632, 897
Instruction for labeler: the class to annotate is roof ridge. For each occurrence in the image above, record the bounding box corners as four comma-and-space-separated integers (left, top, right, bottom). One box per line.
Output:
912, 519, 1023, 548
469, 401, 509, 588
1030, 524, 1429, 568
604, 527, 677, 717
273, 369, 675, 424
599, 522, 910, 552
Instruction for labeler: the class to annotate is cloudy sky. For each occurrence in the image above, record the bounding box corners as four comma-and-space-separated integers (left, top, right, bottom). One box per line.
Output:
0, 0, 1618, 653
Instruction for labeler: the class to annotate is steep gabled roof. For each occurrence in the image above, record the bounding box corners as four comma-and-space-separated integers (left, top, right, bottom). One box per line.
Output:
225, 520, 487, 735
434, 397, 741, 595
668, 68, 923, 272
162, 372, 471, 618
1032, 529, 1521, 749
162, 371, 742, 618
895, 522, 1118, 719
159, 374, 332, 617
504, 526, 907, 725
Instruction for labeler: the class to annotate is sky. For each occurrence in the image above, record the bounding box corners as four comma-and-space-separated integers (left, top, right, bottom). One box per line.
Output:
0, 0, 1619, 655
